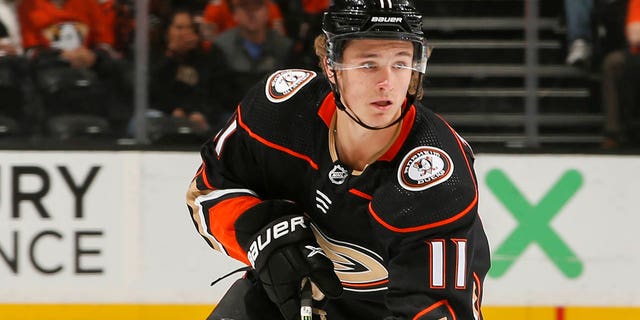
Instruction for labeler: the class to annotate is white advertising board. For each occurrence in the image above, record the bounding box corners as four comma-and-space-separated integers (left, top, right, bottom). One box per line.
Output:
0, 151, 243, 304
476, 154, 640, 306
1, 151, 639, 307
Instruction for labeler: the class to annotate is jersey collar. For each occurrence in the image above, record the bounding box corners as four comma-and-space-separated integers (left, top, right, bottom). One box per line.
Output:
317, 92, 416, 162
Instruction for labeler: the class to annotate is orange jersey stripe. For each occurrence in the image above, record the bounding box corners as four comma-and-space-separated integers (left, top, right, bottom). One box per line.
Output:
317, 92, 336, 127
349, 188, 373, 200
198, 162, 215, 190
368, 187, 478, 233
379, 102, 416, 162
342, 279, 389, 288
207, 196, 262, 265
368, 119, 479, 233
412, 299, 457, 320
237, 106, 319, 170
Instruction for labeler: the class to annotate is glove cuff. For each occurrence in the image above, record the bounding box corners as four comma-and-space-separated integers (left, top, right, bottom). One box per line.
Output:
243, 214, 315, 268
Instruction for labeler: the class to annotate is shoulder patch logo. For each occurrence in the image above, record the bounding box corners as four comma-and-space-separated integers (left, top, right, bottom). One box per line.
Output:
398, 146, 454, 191
266, 69, 317, 103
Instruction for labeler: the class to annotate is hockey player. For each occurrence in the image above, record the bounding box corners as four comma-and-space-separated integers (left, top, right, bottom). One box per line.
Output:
186, 0, 491, 319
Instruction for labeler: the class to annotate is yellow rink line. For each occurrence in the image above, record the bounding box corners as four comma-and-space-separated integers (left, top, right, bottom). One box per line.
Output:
0, 304, 639, 320
484, 306, 640, 319
0, 304, 213, 320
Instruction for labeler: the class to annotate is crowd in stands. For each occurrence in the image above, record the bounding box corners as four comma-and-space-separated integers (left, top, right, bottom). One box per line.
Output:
0, 0, 638, 149
598, 0, 640, 148
564, 0, 594, 67
0, 0, 328, 143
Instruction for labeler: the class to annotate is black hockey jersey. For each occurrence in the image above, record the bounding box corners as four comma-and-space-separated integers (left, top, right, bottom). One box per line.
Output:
186, 69, 491, 320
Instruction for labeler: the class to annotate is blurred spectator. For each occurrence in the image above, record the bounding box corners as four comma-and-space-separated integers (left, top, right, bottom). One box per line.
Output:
99, 0, 134, 58
271, 0, 327, 38
595, 0, 629, 56
149, 0, 209, 51
565, 0, 594, 67
169, 0, 208, 13
298, 0, 329, 69
601, 0, 640, 148
271, 0, 328, 70
149, 0, 173, 53
200, 0, 284, 45
18, 0, 130, 137
136, 8, 211, 137
19, 0, 118, 67
1, 0, 40, 135
0, 0, 21, 54
99, 0, 135, 130
207, 0, 294, 130
301, 0, 330, 16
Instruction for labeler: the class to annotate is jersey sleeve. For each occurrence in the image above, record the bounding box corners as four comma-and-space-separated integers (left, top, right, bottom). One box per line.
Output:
185, 70, 322, 265
370, 118, 490, 320
186, 110, 265, 266
379, 217, 489, 320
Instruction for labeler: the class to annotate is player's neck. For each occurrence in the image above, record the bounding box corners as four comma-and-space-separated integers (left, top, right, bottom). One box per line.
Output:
334, 114, 400, 171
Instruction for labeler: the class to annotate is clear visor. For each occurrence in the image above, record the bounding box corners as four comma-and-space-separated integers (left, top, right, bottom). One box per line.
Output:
326, 31, 429, 74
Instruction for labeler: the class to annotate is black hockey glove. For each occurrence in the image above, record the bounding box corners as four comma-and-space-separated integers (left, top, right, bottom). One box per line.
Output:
235, 200, 342, 320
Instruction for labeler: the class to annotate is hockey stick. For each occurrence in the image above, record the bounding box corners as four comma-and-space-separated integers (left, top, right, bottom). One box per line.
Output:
300, 277, 313, 320
300, 278, 329, 320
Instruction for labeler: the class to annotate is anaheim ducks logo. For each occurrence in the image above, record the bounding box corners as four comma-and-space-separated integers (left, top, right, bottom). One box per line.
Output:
398, 146, 453, 191
266, 69, 316, 103
43, 22, 89, 50
311, 224, 388, 292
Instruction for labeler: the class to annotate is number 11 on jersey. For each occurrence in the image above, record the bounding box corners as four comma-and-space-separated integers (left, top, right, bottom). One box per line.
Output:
427, 239, 468, 289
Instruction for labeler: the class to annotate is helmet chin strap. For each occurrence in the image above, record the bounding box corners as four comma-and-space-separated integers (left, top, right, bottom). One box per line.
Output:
330, 70, 419, 131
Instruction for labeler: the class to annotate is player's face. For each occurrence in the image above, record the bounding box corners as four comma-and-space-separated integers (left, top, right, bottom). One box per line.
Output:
335, 39, 414, 128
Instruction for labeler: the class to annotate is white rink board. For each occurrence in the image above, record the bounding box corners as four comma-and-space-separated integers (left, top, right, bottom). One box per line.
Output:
476, 154, 640, 306
0, 151, 244, 304
0, 151, 638, 306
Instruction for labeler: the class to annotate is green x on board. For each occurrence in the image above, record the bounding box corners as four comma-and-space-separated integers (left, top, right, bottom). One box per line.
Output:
486, 169, 584, 278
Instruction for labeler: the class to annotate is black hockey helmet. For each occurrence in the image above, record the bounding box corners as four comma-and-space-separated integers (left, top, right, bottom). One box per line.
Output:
322, 0, 427, 74
320, 0, 428, 130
